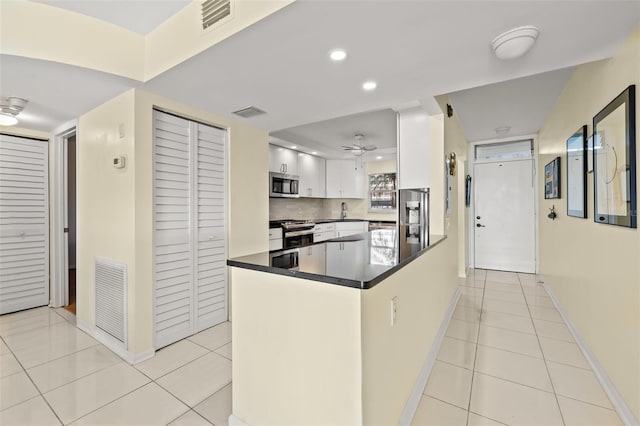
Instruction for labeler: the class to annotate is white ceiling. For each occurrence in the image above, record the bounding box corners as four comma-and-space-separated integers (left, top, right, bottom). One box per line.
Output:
0, 54, 140, 132
31, 0, 191, 35
449, 66, 577, 142
2, 1, 639, 141
270, 108, 397, 160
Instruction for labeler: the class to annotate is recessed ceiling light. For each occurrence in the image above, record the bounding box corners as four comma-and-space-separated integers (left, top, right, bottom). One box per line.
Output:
329, 49, 347, 61
376, 156, 382, 160
312, 151, 317, 155
290, 146, 297, 149
362, 81, 377, 91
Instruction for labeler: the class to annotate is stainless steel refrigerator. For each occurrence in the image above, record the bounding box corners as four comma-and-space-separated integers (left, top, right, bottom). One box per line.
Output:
398, 188, 430, 247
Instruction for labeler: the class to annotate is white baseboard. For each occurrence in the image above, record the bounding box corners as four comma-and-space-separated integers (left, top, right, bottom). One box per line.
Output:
228, 414, 250, 426
540, 278, 639, 426
76, 319, 155, 365
397, 287, 462, 426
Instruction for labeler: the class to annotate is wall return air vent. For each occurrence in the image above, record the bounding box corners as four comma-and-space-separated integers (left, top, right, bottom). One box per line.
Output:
232, 106, 266, 118
202, 0, 231, 30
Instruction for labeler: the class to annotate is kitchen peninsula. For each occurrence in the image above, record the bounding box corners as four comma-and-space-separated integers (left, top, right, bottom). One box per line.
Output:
227, 226, 457, 425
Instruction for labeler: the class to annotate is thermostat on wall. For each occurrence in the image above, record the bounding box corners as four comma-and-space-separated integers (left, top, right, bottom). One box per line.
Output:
113, 155, 126, 169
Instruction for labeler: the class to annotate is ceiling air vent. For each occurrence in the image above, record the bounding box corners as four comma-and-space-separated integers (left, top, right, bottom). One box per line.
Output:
232, 106, 266, 118
202, 0, 231, 30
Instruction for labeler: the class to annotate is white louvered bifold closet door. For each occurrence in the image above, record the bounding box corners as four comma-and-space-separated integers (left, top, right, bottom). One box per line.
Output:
195, 124, 227, 330
154, 112, 194, 348
153, 110, 227, 349
0, 135, 49, 314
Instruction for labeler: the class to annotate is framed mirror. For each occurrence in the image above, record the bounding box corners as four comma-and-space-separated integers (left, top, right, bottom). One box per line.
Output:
593, 85, 636, 228
567, 125, 587, 218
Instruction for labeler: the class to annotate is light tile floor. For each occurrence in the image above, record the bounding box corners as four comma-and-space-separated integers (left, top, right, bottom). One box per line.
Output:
0, 269, 623, 425
0, 307, 232, 425
413, 269, 623, 426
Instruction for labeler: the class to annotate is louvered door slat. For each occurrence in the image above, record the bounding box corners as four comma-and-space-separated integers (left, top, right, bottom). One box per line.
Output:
195, 125, 227, 331
154, 111, 193, 349
0, 135, 49, 314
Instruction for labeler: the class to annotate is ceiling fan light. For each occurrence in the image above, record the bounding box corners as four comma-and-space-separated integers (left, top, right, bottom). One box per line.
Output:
0, 113, 18, 126
491, 25, 539, 60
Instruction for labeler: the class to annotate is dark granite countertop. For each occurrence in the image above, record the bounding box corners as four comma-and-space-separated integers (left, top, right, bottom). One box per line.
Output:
228, 228, 446, 289
312, 218, 371, 224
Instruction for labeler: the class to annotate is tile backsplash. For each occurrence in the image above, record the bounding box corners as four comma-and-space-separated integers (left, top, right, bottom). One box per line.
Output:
270, 197, 395, 222
269, 198, 325, 220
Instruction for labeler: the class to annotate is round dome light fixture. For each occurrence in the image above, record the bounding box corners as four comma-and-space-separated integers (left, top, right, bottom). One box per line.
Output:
491, 25, 539, 60
0, 112, 18, 126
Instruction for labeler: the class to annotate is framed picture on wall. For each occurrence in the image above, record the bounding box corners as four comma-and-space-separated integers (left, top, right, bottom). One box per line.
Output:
593, 85, 637, 228
567, 126, 587, 218
544, 157, 561, 199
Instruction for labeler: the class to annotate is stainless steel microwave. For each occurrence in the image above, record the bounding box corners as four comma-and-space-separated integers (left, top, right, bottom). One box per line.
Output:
270, 172, 300, 198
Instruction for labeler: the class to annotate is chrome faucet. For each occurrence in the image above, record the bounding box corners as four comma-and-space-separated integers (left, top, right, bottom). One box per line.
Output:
340, 202, 347, 220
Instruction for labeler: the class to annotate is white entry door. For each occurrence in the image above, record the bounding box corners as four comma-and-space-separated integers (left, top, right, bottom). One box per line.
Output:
474, 159, 535, 273
0, 135, 49, 314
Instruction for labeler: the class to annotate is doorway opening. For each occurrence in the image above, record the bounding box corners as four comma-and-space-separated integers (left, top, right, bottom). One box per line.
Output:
64, 134, 77, 315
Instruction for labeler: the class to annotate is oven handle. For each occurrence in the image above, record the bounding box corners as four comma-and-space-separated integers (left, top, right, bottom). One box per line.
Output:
285, 229, 315, 237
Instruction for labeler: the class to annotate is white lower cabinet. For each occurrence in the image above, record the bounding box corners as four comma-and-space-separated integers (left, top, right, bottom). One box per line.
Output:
313, 222, 336, 242
269, 228, 283, 251
325, 242, 365, 280
298, 246, 326, 274
334, 221, 369, 238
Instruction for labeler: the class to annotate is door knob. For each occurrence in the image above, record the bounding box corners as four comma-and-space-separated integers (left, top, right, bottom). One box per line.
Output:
476, 224, 486, 228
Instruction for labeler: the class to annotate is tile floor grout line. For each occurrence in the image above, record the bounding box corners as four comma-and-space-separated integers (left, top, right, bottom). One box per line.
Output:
518, 273, 567, 426
0, 331, 66, 426
166, 408, 214, 426
421, 394, 472, 414
11, 340, 102, 372
468, 409, 510, 426
64, 380, 155, 425
553, 392, 621, 412
136, 349, 213, 382
187, 336, 231, 353
30, 358, 127, 396
465, 270, 487, 426
471, 370, 557, 395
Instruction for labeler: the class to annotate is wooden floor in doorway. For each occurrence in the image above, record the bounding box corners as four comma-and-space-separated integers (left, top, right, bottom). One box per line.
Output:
63, 269, 76, 315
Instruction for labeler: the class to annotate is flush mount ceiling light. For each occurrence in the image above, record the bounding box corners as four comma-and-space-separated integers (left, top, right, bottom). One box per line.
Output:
0, 96, 28, 126
491, 25, 539, 60
329, 49, 347, 61
362, 80, 377, 91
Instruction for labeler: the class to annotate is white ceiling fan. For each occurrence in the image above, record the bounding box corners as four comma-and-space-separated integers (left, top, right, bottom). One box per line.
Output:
342, 133, 377, 156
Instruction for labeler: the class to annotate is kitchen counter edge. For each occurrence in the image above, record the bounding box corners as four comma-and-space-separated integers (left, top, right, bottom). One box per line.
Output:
227, 233, 447, 290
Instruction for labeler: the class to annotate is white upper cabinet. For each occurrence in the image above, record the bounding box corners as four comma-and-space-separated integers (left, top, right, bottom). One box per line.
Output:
269, 145, 298, 175
298, 153, 326, 198
397, 107, 444, 189
325, 160, 364, 199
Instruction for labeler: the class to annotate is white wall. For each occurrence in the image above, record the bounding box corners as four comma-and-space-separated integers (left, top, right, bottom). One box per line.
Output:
537, 25, 640, 419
